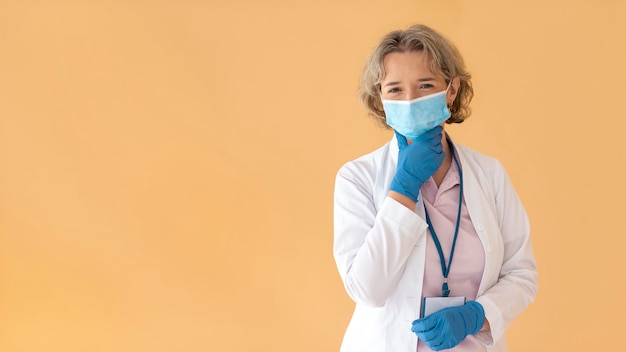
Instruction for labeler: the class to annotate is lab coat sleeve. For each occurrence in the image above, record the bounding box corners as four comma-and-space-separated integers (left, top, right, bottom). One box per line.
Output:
475, 160, 538, 346
333, 162, 428, 307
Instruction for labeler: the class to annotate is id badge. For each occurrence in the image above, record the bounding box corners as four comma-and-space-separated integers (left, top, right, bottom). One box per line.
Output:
421, 296, 466, 317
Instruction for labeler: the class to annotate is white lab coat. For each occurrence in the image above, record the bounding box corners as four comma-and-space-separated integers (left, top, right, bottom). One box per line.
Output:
333, 135, 538, 352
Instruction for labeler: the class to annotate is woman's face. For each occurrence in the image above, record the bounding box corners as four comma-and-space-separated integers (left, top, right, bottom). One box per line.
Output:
380, 50, 457, 105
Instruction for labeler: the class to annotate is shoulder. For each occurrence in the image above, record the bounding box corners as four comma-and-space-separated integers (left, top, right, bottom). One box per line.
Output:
456, 144, 506, 177
334, 139, 397, 209
455, 144, 517, 204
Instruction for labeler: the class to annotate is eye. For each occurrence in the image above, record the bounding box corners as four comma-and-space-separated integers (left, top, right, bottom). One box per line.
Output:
419, 83, 434, 89
387, 87, 401, 94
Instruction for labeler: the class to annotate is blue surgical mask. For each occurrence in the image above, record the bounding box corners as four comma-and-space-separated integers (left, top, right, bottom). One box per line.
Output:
382, 84, 451, 141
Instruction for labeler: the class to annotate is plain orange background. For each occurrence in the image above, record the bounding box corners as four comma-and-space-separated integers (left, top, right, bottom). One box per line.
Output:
1, 1, 625, 351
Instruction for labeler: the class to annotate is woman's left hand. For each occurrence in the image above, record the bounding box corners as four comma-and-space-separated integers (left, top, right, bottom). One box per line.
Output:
411, 301, 485, 351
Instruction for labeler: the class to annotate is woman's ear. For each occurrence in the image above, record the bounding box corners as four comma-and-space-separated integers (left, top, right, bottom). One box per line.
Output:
447, 76, 461, 105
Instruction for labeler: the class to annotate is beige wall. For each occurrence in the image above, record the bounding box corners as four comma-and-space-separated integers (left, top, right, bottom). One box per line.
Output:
1, 1, 625, 351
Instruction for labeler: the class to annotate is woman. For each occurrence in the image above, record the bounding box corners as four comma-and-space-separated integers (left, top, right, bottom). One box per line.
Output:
333, 24, 538, 351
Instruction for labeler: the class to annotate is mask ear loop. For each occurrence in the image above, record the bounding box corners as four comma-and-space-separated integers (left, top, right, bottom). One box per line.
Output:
445, 77, 455, 110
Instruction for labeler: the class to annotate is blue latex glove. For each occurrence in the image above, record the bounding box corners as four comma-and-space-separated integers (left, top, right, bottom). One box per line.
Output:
411, 301, 485, 351
389, 126, 444, 202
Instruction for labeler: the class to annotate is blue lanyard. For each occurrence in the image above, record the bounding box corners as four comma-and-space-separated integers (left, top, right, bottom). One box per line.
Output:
423, 149, 463, 297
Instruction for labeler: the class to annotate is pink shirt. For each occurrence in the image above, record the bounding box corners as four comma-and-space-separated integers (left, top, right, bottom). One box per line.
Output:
417, 156, 486, 352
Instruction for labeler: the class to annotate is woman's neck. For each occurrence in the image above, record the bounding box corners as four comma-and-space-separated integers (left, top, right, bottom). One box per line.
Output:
432, 132, 453, 187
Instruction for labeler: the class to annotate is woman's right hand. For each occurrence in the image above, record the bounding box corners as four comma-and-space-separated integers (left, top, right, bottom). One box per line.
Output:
389, 127, 444, 202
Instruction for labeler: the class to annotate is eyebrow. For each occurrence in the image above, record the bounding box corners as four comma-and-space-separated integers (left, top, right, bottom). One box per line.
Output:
382, 77, 436, 87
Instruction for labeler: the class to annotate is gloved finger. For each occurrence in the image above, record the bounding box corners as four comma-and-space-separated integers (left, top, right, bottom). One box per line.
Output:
419, 126, 444, 142
418, 329, 446, 351
395, 130, 408, 150
411, 317, 437, 333
424, 340, 445, 352
418, 335, 440, 351
428, 341, 448, 352
414, 321, 449, 350
430, 337, 456, 352
419, 335, 446, 350
417, 327, 441, 343
429, 140, 443, 153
